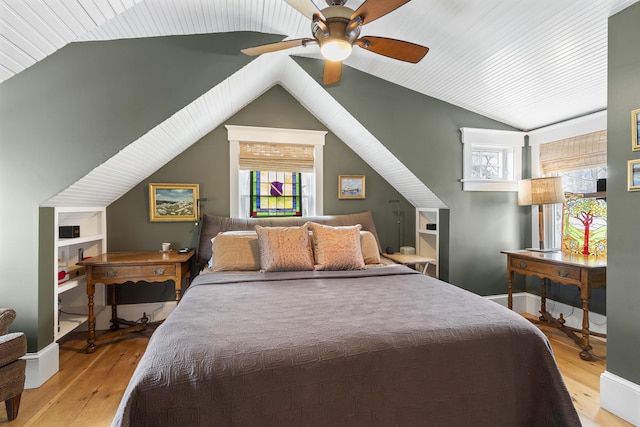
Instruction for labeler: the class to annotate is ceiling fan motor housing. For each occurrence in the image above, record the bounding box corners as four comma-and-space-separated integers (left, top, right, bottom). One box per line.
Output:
313, 6, 361, 47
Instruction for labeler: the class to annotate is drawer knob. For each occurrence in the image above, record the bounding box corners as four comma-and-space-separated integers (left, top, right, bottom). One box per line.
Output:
557, 269, 569, 277
518, 261, 528, 268
105, 269, 118, 278
153, 268, 166, 275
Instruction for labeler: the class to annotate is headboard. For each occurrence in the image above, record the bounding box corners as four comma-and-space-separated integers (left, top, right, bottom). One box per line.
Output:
196, 211, 381, 269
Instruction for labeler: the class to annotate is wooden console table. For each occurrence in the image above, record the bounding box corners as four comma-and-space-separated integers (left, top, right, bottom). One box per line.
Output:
78, 250, 194, 353
501, 250, 606, 360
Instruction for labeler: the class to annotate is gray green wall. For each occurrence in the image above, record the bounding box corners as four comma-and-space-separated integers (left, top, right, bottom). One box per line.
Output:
106, 85, 416, 302
0, 32, 279, 351
0, 31, 520, 352
607, 2, 640, 385
0, 28, 566, 357
294, 56, 526, 296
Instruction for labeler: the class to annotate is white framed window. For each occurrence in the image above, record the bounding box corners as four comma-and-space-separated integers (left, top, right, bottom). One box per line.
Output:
226, 125, 326, 218
549, 167, 607, 248
528, 111, 607, 249
460, 127, 525, 191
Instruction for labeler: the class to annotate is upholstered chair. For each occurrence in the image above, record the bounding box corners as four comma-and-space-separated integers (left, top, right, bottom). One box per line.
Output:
0, 308, 27, 422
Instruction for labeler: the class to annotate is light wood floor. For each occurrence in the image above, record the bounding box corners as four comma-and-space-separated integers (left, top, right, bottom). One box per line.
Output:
1, 319, 632, 426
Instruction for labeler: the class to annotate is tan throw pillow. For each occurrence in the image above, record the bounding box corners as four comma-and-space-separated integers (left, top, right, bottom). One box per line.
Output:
360, 231, 381, 264
255, 225, 315, 272
211, 232, 261, 271
308, 222, 365, 270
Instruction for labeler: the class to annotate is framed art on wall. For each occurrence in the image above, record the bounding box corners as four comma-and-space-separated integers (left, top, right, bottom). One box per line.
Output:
633, 108, 640, 151
338, 175, 366, 199
149, 183, 199, 221
629, 160, 640, 191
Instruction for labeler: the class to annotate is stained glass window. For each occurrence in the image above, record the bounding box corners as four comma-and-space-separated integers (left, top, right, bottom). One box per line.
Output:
250, 171, 302, 217
562, 195, 607, 256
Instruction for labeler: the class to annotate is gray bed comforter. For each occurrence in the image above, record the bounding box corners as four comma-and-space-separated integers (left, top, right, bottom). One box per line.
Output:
112, 265, 580, 426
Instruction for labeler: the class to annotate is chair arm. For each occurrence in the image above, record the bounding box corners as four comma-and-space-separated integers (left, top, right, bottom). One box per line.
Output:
0, 332, 27, 368
0, 308, 17, 335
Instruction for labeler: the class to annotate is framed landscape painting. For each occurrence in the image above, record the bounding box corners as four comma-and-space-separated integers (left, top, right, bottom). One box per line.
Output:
633, 109, 640, 151
149, 183, 199, 222
339, 175, 366, 199
629, 160, 640, 192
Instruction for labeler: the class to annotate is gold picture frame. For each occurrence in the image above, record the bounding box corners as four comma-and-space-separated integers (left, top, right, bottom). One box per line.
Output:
628, 160, 640, 192
338, 175, 366, 199
633, 109, 640, 151
149, 183, 199, 221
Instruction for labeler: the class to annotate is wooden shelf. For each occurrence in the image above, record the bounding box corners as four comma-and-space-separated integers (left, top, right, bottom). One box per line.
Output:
57, 234, 105, 247
41, 206, 107, 341
57, 305, 106, 337
415, 208, 449, 279
58, 278, 80, 294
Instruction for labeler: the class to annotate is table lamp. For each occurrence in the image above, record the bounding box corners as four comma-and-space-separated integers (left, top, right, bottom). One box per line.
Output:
518, 176, 565, 252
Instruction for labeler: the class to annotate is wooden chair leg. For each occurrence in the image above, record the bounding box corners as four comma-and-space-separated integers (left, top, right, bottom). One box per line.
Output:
5, 394, 22, 421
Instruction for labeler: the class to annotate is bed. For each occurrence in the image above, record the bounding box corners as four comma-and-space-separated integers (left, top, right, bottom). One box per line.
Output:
112, 212, 580, 426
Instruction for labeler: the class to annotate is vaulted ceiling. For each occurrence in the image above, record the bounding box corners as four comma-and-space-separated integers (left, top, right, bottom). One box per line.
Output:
1, 0, 638, 131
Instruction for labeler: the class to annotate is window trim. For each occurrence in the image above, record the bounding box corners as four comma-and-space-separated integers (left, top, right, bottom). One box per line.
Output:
226, 125, 326, 218
460, 127, 525, 191
527, 111, 607, 249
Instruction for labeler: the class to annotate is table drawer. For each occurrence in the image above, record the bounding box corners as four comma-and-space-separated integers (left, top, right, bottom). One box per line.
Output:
510, 257, 580, 281
91, 264, 176, 280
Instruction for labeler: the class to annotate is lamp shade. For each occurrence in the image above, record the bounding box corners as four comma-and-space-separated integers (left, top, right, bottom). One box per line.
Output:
517, 176, 565, 206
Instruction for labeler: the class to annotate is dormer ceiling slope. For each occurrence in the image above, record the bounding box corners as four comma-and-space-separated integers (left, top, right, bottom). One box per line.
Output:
1, 0, 638, 130
4, 0, 639, 210
43, 54, 447, 210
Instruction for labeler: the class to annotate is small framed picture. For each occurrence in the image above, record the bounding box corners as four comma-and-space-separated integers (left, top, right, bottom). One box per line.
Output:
149, 183, 199, 221
338, 175, 366, 199
633, 109, 640, 151
628, 159, 640, 191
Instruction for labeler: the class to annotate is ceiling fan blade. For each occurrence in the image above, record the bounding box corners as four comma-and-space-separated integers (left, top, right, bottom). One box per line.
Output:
351, 0, 411, 25
356, 36, 429, 63
241, 38, 315, 56
323, 60, 342, 85
285, 0, 325, 20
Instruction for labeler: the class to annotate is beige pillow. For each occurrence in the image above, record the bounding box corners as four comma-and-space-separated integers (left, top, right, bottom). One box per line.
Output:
307, 222, 365, 270
211, 232, 261, 271
360, 231, 381, 264
255, 225, 315, 272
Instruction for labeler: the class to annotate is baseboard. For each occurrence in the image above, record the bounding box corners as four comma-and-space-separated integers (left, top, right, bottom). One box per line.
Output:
94, 301, 177, 331
488, 292, 640, 424
486, 292, 607, 335
24, 301, 176, 389
600, 371, 640, 426
23, 342, 59, 389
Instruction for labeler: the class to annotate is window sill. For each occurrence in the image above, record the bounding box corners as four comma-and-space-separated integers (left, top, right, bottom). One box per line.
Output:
461, 180, 518, 192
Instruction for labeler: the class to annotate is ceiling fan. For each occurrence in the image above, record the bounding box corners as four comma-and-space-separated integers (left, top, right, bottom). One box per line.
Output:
241, 0, 429, 85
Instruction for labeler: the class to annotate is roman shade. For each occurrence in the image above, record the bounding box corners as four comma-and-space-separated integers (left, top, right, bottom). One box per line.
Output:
540, 130, 607, 174
239, 142, 315, 172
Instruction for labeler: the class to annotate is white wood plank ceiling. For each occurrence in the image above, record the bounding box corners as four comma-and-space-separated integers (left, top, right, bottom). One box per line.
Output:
1, 0, 637, 131
44, 54, 448, 209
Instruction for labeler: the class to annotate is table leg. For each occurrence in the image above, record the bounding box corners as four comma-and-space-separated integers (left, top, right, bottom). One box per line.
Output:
86, 279, 96, 354
420, 262, 429, 275
507, 267, 514, 310
110, 284, 119, 331
579, 296, 593, 360
175, 263, 182, 302
539, 278, 547, 321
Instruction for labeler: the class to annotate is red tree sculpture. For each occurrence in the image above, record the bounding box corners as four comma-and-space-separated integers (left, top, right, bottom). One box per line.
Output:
576, 210, 594, 255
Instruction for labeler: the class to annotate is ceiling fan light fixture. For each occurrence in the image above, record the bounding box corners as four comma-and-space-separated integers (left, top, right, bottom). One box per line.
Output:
321, 39, 352, 61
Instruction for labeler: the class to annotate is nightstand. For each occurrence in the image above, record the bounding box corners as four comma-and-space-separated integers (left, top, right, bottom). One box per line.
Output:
78, 250, 195, 353
382, 252, 435, 275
